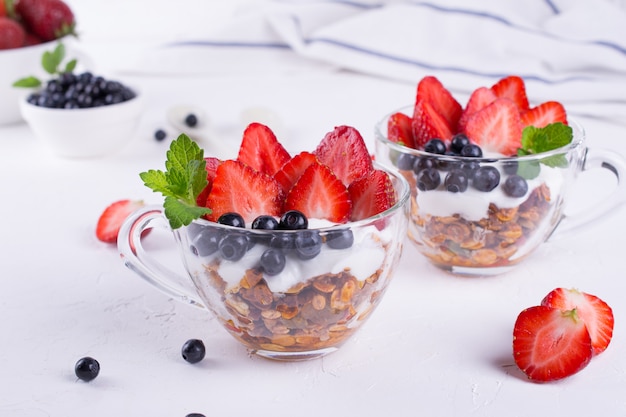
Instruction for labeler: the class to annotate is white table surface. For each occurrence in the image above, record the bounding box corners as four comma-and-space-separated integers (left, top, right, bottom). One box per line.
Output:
2, 2, 626, 416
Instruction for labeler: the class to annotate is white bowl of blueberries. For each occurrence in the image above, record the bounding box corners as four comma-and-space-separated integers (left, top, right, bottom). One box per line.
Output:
19, 70, 144, 158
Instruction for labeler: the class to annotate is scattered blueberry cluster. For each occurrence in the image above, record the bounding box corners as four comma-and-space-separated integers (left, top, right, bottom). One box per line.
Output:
396, 134, 528, 198
189, 210, 354, 276
26, 71, 136, 109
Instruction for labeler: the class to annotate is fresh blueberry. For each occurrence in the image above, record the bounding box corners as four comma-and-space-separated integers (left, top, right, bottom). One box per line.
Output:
294, 230, 322, 260
412, 157, 436, 174
279, 210, 308, 230
75, 357, 100, 382
269, 233, 295, 250
460, 144, 483, 158
472, 166, 500, 191
459, 160, 480, 176
185, 113, 198, 128
218, 212, 245, 228
502, 160, 519, 175
416, 167, 441, 191
260, 248, 287, 275
437, 152, 461, 171
396, 153, 417, 170
181, 339, 206, 364
450, 134, 470, 154
424, 138, 447, 155
325, 229, 354, 249
186, 414, 206, 417
444, 169, 469, 193
251, 215, 279, 230
190, 226, 223, 257
503, 174, 529, 197
154, 129, 167, 141
218, 234, 249, 261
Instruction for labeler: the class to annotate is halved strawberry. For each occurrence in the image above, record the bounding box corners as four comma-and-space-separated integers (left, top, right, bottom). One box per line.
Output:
458, 86, 497, 132
196, 157, 222, 206
541, 288, 614, 355
415, 76, 462, 131
237, 122, 291, 176
412, 99, 455, 148
513, 305, 593, 382
284, 162, 352, 223
463, 98, 522, 155
491, 75, 529, 111
314, 125, 373, 187
206, 160, 284, 223
387, 112, 416, 149
96, 199, 146, 243
348, 169, 396, 222
273, 151, 318, 195
521, 101, 568, 128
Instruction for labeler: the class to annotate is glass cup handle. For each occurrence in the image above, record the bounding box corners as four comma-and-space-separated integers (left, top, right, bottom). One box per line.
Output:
552, 148, 626, 240
117, 205, 206, 309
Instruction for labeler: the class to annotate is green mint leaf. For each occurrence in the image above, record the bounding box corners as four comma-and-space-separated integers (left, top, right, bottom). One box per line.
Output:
163, 196, 211, 229
517, 122, 574, 178
516, 160, 541, 179
12, 76, 42, 88
140, 134, 211, 229
64, 59, 77, 73
540, 154, 569, 169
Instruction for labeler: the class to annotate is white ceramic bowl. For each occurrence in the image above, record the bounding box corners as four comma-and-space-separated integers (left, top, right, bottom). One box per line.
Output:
19, 88, 144, 158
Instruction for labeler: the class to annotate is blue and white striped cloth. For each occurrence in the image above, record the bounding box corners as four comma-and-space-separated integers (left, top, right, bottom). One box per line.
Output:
133, 0, 626, 123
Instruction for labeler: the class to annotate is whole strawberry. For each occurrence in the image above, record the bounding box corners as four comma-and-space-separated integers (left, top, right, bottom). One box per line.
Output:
0, 16, 25, 49
16, 0, 75, 42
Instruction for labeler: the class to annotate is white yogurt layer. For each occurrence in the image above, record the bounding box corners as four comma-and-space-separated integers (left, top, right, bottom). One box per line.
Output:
212, 219, 390, 293
416, 165, 564, 221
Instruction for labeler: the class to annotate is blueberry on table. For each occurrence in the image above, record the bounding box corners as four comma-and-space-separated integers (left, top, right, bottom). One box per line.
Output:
75, 357, 100, 382
185, 113, 198, 128
181, 339, 206, 364
154, 129, 167, 141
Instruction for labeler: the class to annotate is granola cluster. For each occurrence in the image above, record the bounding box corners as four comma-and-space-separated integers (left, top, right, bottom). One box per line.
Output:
406, 179, 554, 268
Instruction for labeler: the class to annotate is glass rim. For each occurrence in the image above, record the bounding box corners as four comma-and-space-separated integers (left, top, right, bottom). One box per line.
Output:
375, 105, 585, 163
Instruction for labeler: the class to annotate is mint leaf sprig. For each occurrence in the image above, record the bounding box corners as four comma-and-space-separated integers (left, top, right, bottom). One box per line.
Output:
13, 42, 77, 88
140, 134, 211, 229
515, 122, 573, 179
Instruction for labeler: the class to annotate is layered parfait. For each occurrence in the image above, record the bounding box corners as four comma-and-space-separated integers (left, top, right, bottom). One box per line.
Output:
376, 75, 575, 272
141, 123, 408, 357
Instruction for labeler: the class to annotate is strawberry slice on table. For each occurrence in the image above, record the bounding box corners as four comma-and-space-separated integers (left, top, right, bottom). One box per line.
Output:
96, 199, 146, 244
415, 76, 462, 131
273, 151, 319, 195
237, 122, 291, 176
348, 169, 396, 222
284, 162, 352, 223
541, 288, 614, 355
458, 86, 497, 132
196, 157, 222, 206
387, 112, 416, 149
513, 305, 593, 382
412, 99, 456, 148
463, 98, 523, 156
206, 159, 284, 223
490, 75, 530, 111
314, 125, 374, 187
521, 101, 568, 128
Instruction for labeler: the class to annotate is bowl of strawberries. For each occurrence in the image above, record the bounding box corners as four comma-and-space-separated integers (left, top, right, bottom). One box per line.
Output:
375, 75, 626, 276
118, 123, 410, 361
0, 0, 78, 125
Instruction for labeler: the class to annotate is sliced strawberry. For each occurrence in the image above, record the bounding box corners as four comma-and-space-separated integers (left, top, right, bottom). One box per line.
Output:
314, 125, 374, 187
458, 87, 497, 132
348, 169, 396, 221
273, 151, 318, 195
387, 112, 416, 149
196, 157, 223, 206
513, 305, 593, 382
490, 75, 529, 111
541, 288, 614, 355
412, 99, 455, 148
96, 199, 146, 244
206, 160, 283, 223
463, 98, 522, 155
521, 101, 568, 128
415, 76, 462, 131
237, 122, 291, 176
284, 162, 352, 223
